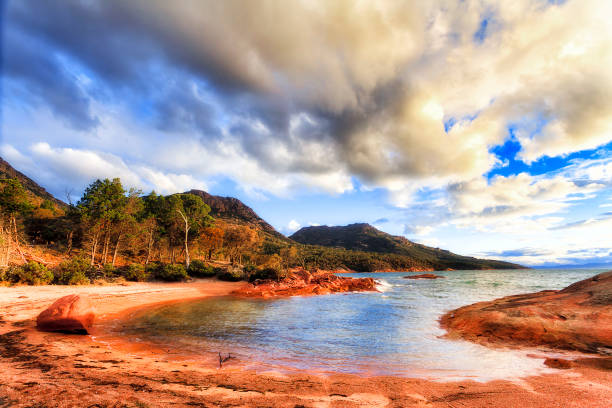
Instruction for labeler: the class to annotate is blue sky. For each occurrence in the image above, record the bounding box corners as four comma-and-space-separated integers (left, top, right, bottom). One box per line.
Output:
3, 0, 612, 267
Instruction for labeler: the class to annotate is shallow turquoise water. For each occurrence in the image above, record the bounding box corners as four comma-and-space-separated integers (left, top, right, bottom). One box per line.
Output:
119, 268, 605, 380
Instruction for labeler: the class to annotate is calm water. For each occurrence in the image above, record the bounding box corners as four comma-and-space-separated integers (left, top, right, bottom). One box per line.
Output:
118, 268, 604, 381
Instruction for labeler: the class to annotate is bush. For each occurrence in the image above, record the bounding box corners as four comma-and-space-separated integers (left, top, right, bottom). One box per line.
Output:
0, 267, 6, 282
6, 262, 54, 285
145, 262, 161, 277
85, 263, 117, 282
242, 264, 257, 280
248, 266, 288, 282
217, 265, 245, 282
154, 264, 188, 282
124, 264, 149, 282
102, 263, 118, 279
187, 260, 215, 278
54, 257, 91, 285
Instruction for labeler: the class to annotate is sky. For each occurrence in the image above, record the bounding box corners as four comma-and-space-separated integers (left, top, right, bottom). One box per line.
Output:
2, 0, 612, 267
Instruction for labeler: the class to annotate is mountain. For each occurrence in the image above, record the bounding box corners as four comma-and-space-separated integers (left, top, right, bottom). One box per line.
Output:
290, 223, 523, 270
0, 157, 67, 210
186, 189, 287, 240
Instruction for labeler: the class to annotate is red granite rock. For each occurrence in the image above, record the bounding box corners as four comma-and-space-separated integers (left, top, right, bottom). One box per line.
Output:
404, 273, 445, 279
441, 271, 612, 354
232, 268, 378, 298
36, 294, 96, 334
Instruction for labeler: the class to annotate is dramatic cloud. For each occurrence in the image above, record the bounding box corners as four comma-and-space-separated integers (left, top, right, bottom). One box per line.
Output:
3, 0, 612, 265
6, 0, 612, 194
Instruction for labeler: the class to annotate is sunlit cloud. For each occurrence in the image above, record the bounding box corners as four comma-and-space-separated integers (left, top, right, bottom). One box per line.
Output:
3, 0, 612, 265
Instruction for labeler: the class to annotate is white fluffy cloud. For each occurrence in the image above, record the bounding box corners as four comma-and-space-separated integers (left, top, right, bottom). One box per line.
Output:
287, 220, 301, 232
1, 142, 209, 197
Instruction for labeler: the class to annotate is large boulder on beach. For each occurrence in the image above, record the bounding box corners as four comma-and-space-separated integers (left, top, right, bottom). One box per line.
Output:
36, 294, 96, 334
441, 271, 612, 354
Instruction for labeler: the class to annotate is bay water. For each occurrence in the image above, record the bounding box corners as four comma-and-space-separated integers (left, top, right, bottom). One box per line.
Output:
118, 268, 604, 380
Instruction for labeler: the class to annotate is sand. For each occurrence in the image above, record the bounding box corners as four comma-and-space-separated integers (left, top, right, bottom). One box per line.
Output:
1, 280, 611, 407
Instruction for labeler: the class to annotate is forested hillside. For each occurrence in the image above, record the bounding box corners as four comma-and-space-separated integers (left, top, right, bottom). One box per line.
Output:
0, 157, 522, 287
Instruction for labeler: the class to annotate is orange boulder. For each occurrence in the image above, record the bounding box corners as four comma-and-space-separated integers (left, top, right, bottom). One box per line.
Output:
441, 271, 612, 354
232, 268, 378, 298
36, 294, 96, 334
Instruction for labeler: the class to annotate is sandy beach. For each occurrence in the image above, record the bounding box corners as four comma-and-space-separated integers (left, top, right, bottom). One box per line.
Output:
1, 280, 611, 407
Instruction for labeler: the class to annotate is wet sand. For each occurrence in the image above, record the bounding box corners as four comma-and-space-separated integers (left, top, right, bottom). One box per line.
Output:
1, 280, 611, 407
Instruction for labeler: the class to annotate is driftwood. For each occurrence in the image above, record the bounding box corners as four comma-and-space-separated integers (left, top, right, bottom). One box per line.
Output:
218, 352, 233, 368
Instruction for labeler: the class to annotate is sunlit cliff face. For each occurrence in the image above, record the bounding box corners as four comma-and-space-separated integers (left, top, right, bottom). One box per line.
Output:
3, 0, 612, 265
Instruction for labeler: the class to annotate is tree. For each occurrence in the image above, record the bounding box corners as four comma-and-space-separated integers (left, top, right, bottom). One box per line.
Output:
139, 191, 166, 264
223, 225, 260, 265
110, 188, 142, 266
280, 245, 302, 269
197, 225, 224, 260
77, 178, 127, 265
0, 179, 33, 266
167, 194, 211, 267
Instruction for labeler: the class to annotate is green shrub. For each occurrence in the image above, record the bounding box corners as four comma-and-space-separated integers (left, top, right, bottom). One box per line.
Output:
54, 257, 91, 285
124, 264, 149, 282
145, 262, 161, 277
6, 262, 54, 285
217, 266, 245, 282
102, 263, 118, 279
242, 264, 257, 279
0, 267, 6, 282
154, 264, 188, 282
248, 266, 288, 282
187, 260, 215, 278
85, 263, 117, 282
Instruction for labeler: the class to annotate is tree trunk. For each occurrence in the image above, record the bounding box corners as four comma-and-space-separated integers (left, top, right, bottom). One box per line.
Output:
11, 217, 26, 263
102, 229, 111, 265
145, 230, 153, 265
171, 246, 175, 264
112, 232, 122, 267
1, 220, 9, 267
184, 225, 190, 268
176, 209, 190, 268
90, 231, 98, 266
66, 230, 73, 255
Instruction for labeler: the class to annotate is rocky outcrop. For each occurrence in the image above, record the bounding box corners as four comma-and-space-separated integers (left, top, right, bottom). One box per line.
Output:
404, 273, 445, 279
441, 271, 612, 354
36, 295, 95, 334
232, 268, 378, 298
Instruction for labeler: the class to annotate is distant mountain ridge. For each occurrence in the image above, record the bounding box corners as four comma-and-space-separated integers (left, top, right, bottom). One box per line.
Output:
186, 189, 287, 240
290, 223, 523, 270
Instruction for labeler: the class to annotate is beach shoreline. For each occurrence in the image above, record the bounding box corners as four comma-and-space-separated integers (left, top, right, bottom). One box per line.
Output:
1, 280, 611, 407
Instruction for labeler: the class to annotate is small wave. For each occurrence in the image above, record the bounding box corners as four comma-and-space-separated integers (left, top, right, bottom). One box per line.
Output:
375, 279, 393, 292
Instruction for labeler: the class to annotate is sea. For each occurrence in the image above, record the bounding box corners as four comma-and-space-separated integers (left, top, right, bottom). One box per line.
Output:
116, 268, 605, 381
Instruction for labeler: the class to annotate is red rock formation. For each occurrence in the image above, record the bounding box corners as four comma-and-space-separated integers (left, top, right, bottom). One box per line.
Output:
36, 294, 96, 334
232, 268, 378, 298
441, 271, 612, 354
404, 274, 445, 279
544, 358, 573, 369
